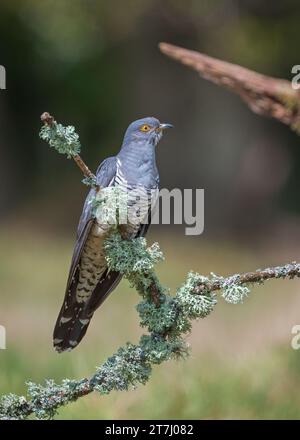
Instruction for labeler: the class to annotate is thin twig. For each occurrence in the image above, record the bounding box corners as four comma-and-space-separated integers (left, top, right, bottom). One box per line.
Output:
193, 262, 300, 294
40, 112, 96, 181
143, 261, 300, 300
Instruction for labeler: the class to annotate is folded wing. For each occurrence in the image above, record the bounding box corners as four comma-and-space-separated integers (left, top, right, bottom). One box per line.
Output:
53, 157, 122, 352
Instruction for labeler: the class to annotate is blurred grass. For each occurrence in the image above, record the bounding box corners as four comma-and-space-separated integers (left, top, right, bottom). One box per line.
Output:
1, 225, 300, 419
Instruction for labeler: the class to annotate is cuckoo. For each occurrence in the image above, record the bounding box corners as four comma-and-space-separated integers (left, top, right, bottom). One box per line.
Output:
53, 117, 173, 352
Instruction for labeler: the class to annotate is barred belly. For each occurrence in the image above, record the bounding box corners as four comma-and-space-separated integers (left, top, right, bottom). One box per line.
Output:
76, 223, 109, 303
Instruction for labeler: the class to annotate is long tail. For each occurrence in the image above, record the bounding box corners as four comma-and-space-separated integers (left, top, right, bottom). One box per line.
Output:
53, 270, 122, 352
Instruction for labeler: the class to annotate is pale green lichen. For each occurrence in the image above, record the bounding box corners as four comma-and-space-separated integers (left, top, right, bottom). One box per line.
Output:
210, 273, 250, 304
0, 394, 30, 420
140, 334, 188, 364
104, 233, 164, 276
25, 379, 87, 419
176, 271, 217, 319
92, 186, 129, 225
137, 297, 177, 333
39, 122, 81, 158
92, 343, 152, 394
82, 175, 97, 187
221, 283, 250, 304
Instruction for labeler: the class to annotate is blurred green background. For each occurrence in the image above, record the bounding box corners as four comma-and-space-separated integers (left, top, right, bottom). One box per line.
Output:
1, 0, 300, 419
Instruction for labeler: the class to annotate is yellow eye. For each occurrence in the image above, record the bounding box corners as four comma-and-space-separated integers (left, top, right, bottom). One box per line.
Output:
140, 124, 151, 132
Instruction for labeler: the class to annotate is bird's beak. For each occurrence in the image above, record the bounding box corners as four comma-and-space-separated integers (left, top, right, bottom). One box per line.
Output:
157, 123, 174, 132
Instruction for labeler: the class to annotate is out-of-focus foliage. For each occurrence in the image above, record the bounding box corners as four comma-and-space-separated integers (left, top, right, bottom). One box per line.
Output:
1, 0, 300, 240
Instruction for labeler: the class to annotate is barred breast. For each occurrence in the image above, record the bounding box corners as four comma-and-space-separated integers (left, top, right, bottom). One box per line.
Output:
115, 163, 158, 235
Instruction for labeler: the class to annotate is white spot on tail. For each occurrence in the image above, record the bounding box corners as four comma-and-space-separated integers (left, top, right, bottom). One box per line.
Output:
69, 340, 78, 347
53, 338, 63, 344
60, 316, 72, 324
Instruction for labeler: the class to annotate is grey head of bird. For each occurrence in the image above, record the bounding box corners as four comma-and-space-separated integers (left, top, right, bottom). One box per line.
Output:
121, 117, 173, 148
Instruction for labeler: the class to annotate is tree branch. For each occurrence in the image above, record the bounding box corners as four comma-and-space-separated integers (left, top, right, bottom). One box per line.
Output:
194, 263, 300, 295
1, 105, 300, 418
40, 112, 98, 186
1, 246, 299, 419
159, 42, 300, 134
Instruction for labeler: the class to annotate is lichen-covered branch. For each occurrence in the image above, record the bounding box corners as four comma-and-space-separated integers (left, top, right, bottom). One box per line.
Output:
1, 115, 299, 419
40, 112, 98, 187
193, 263, 300, 303
1, 230, 299, 419
159, 42, 300, 134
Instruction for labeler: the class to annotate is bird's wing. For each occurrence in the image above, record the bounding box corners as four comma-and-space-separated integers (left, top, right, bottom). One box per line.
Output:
54, 157, 157, 352
66, 156, 117, 286
53, 156, 119, 352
